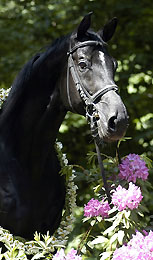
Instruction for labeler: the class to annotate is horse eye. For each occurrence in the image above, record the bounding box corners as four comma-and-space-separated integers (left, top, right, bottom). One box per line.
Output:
78, 61, 87, 70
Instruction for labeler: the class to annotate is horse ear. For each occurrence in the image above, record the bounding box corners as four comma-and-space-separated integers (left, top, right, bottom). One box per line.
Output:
98, 17, 118, 42
77, 12, 93, 39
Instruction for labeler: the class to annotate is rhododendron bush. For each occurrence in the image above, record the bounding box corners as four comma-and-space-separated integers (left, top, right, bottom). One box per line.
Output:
44, 149, 152, 260
0, 139, 152, 260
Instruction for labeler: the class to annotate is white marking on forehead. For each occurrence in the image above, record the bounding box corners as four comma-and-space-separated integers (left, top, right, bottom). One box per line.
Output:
99, 51, 105, 64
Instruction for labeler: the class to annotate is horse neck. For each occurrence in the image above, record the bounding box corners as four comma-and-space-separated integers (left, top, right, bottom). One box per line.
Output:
0, 40, 69, 175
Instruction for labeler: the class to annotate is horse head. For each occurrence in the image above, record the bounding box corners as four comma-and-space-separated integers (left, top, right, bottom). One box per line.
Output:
61, 13, 128, 143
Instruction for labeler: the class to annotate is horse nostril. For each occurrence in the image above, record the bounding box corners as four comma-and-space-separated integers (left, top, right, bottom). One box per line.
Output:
108, 116, 117, 132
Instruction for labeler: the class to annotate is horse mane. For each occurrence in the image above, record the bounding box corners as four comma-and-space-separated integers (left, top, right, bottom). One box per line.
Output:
0, 34, 70, 125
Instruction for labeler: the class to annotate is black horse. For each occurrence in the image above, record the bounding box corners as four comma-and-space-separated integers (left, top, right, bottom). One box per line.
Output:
0, 14, 128, 239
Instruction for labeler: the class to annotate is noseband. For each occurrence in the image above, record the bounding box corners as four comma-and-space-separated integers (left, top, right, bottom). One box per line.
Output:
67, 40, 118, 203
67, 40, 118, 139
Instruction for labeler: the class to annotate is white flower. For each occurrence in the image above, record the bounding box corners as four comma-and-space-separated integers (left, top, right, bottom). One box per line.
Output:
51, 142, 78, 247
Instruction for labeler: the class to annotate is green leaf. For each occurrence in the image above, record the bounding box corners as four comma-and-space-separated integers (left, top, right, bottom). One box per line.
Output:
31, 253, 45, 260
103, 224, 117, 236
122, 217, 130, 229
117, 137, 132, 148
97, 216, 102, 222
100, 153, 115, 163
100, 251, 113, 260
93, 184, 102, 193
91, 236, 108, 245
117, 230, 125, 245
87, 241, 94, 249
138, 204, 149, 213
110, 233, 118, 244
87, 151, 97, 167
104, 211, 124, 234
108, 206, 118, 215
115, 211, 124, 224
140, 154, 153, 169
34, 232, 41, 242
124, 210, 131, 219
83, 217, 91, 223
90, 219, 96, 226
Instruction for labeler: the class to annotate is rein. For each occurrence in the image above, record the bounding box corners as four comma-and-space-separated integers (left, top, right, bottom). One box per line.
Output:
67, 40, 118, 203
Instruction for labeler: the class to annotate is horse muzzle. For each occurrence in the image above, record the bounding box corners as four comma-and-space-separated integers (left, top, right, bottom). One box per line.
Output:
88, 91, 129, 143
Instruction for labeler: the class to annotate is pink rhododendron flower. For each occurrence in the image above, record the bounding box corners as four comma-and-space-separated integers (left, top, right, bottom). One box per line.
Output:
52, 248, 65, 260
66, 248, 82, 260
112, 230, 153, 260
84, 198, 110, 218
112, 182, 143, 211
119, 153, 149, 183
52, 248, 82, 260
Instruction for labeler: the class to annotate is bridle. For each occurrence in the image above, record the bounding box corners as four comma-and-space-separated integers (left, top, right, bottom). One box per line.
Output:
67, 40, 118, 139
66, 39, 119, 203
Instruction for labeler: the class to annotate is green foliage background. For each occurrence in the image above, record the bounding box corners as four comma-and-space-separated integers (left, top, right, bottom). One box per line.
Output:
0, 0, 153, 258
